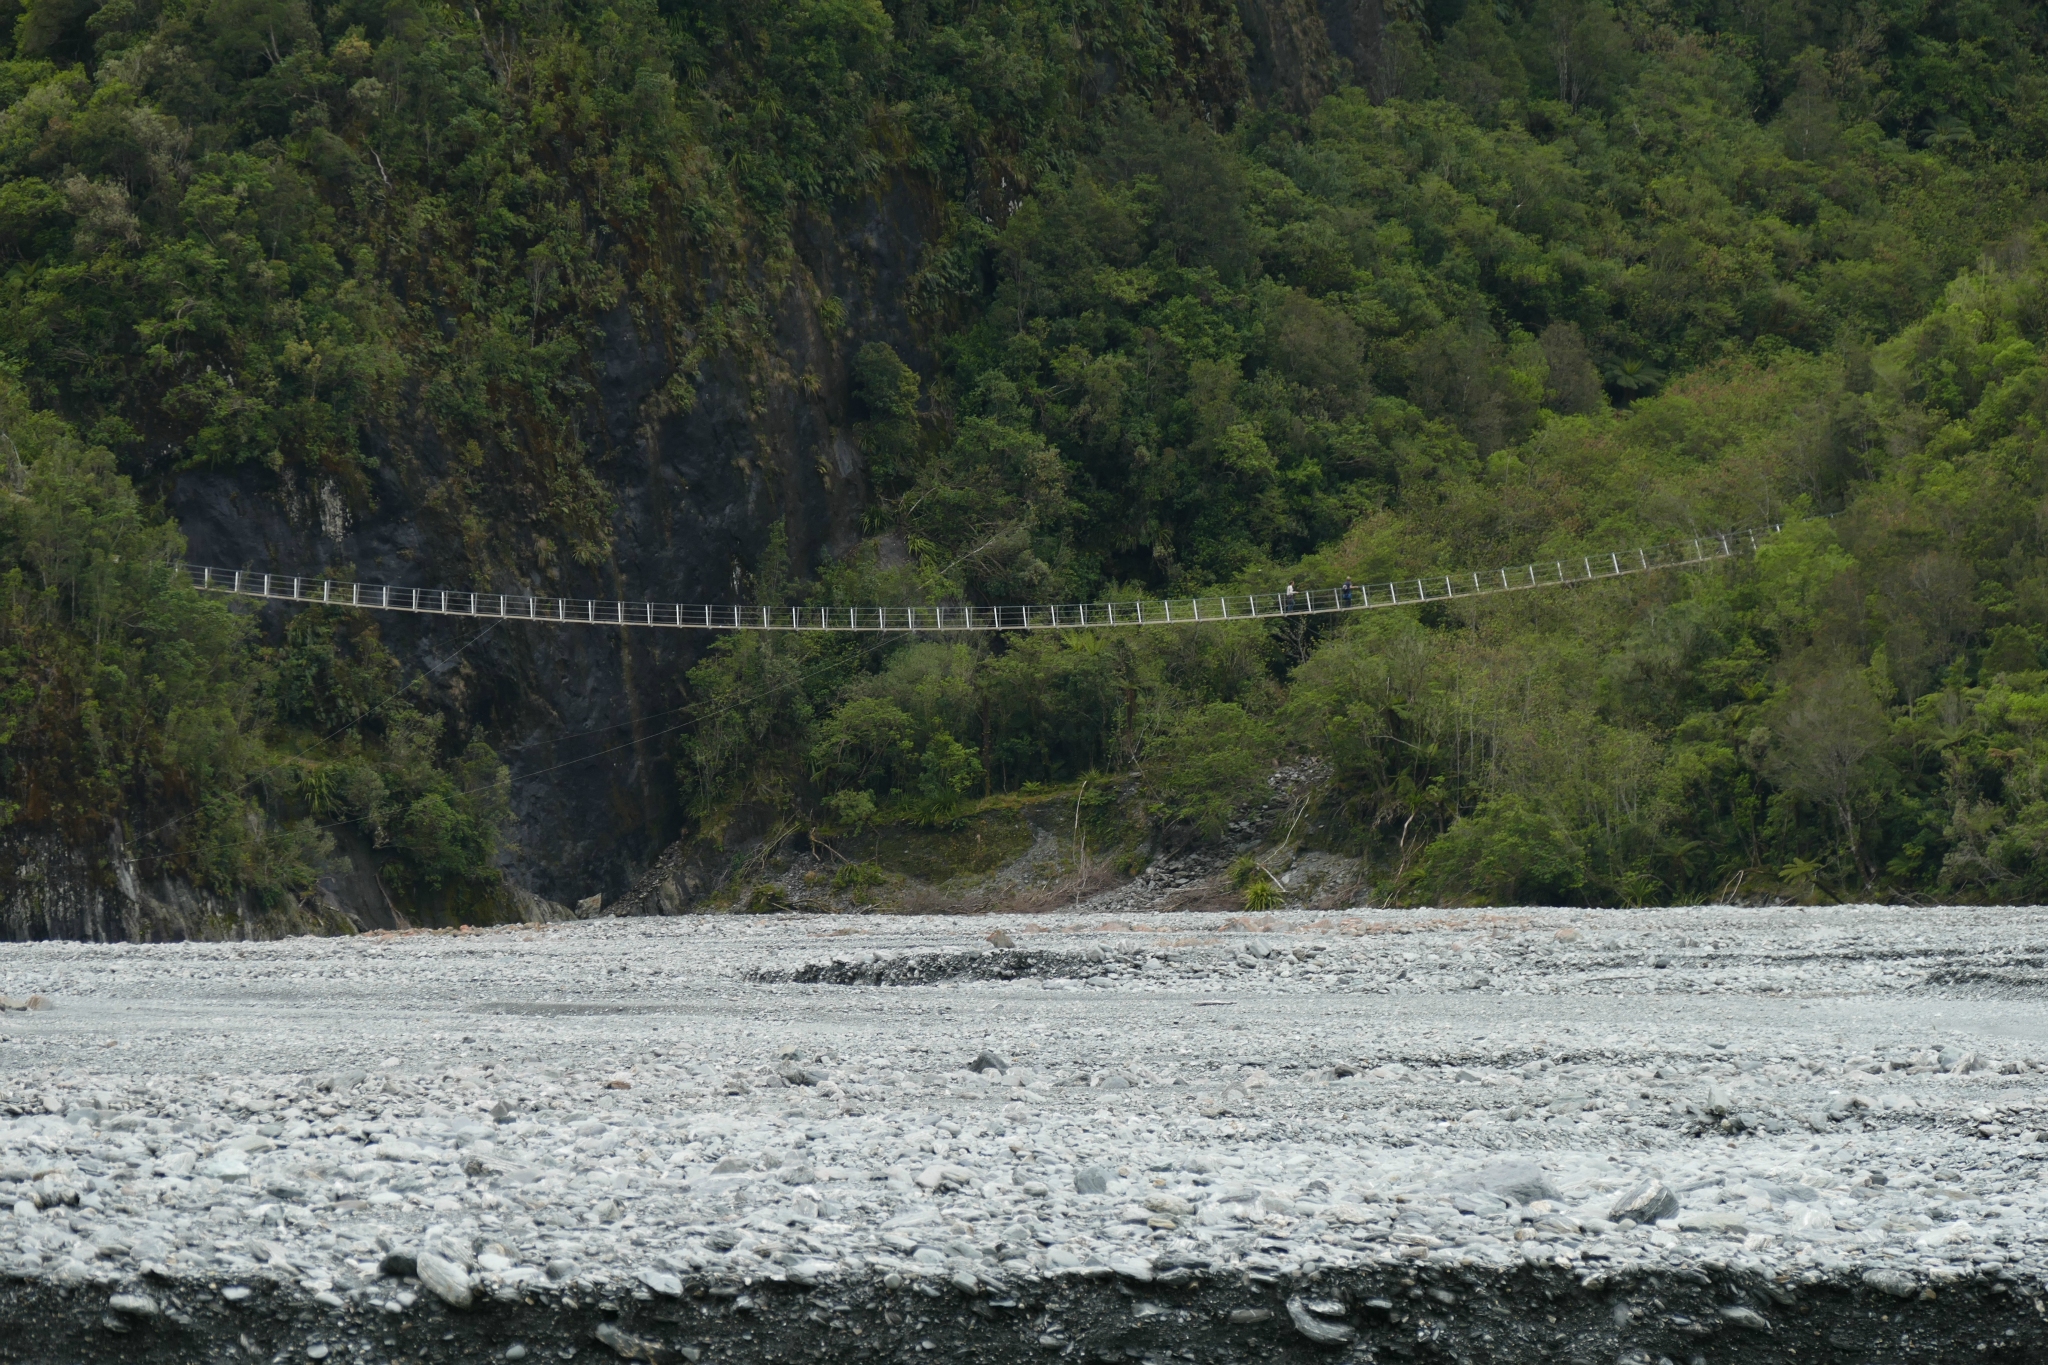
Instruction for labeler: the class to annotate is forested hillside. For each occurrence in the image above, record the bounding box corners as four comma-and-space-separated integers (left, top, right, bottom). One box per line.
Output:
3, 0, 2047, 933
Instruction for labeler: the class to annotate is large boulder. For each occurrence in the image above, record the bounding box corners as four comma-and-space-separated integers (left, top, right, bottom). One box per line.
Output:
1469, 1158, 1559, 1205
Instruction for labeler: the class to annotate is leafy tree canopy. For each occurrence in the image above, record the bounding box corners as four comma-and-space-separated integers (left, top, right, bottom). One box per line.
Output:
8, 0, 2048, 915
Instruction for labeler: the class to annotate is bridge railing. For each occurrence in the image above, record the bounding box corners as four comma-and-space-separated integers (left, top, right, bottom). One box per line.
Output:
177, 525, 1778, 632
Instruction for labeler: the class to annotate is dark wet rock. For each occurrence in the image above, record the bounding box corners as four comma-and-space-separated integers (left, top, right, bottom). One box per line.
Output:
595, 1320, 665, 1360
756, 950, 1100, 986
1608, 1179, 1679, 1225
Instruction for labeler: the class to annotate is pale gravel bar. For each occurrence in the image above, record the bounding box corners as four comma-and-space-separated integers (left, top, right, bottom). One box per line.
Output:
5, 903, 2048, 1362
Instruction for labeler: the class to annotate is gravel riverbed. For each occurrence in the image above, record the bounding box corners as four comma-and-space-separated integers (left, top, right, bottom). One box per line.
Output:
5, 904, 2048, 1364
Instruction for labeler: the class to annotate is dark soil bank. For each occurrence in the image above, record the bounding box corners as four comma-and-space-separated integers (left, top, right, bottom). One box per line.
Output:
4, 1263, 2043, 1365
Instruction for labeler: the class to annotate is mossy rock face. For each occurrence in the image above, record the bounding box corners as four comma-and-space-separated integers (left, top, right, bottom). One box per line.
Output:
862, 806, 1037, 885
393, 875, 523, 929
846, 787, 1145, 896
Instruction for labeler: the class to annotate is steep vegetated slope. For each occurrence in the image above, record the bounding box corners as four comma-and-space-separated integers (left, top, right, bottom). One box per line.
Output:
1, 0, 2046, 934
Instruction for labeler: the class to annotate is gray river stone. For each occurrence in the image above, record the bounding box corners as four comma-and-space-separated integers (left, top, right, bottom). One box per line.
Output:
414, 1251, 473, 1310
3, 899, 2048, 1353
1472, 1159, 1558, 1205
1285, 1297, 1356, 1345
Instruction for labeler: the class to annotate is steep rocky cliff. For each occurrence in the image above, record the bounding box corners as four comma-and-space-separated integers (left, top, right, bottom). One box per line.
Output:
158, 180, 941, 918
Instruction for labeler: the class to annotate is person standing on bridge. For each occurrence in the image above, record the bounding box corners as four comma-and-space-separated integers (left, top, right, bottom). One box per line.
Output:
1339, 580, 1356, 608
1284, 582, 1298, 613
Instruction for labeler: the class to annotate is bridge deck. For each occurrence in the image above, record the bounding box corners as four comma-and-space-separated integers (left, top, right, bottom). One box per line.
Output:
180, 527, 1777, 632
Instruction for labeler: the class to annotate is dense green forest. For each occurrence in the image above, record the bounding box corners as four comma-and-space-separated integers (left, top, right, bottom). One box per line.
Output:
5, 0, 2048, 919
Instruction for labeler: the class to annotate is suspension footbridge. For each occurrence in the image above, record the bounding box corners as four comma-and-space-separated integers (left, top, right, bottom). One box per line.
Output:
180, 525, 1782, 633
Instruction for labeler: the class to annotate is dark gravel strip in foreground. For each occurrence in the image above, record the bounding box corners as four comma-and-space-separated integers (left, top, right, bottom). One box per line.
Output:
4, 1259, 2044, 1365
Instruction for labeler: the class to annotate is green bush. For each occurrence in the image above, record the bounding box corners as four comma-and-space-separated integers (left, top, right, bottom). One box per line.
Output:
810, 696, 915, 792
821, 788, 878, 831
1141, 702, 1277, 839
909, 731, 983, 825
829, 860, 888, 904
1408, 796, 1587, 906
1226, 855, 1266, 892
